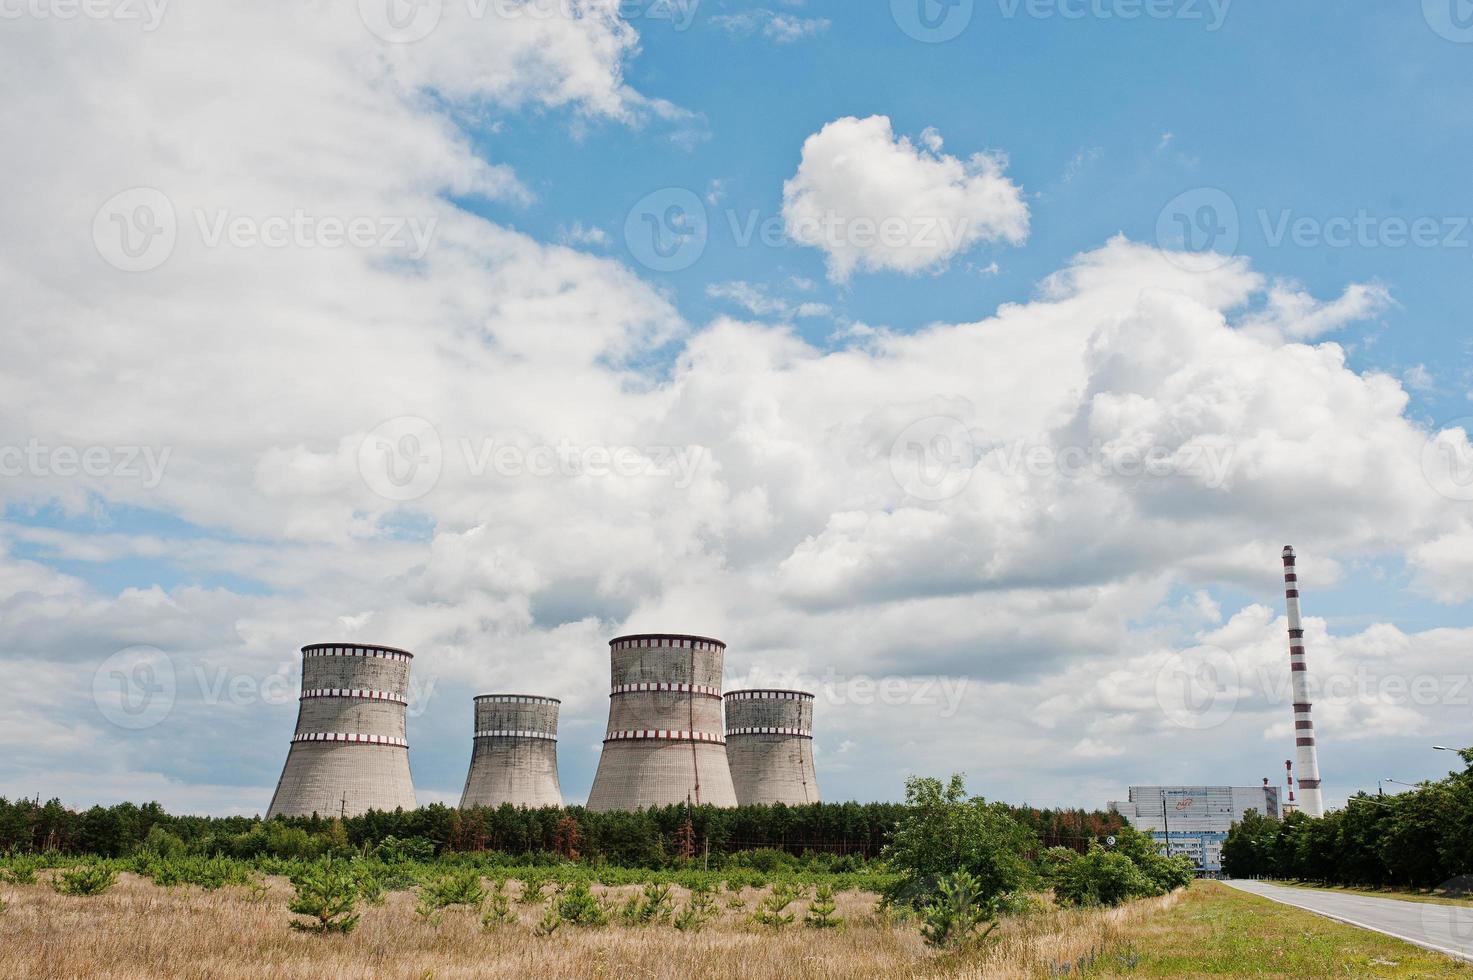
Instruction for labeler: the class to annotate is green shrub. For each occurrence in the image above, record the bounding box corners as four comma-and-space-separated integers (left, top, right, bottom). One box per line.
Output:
140, 826, 187, 860
245, 877, 270, 904
618, 881, 674, 926
1037, 845, 1080, 888
724, 848, 797, 874
147, 860, 185, 888
417, 869, 486, 918
53, 865, 118, 896
187, 856, 255, 890
350, 861, 386, 907
882, 774, 1037, 910
516, 874, 547, 904
674, 882, 718, 932
533, 902, 561, 937
481, 879, 515, 929
4, 857, 39, 885
750, 882, 801, 929
804, 883, 841, 929
1111, 825, 1195, 895
1053, 849, 1153, 908
287, 860, 360, 934
553, 880, 609, 927
373, 835, 436, 864
918, 870, 997, 949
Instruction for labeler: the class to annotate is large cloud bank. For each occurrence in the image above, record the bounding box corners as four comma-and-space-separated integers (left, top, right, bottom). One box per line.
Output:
0, 4, 1468, 811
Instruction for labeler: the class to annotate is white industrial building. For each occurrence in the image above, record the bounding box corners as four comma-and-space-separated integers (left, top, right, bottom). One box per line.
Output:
1108, 785, 1280, 875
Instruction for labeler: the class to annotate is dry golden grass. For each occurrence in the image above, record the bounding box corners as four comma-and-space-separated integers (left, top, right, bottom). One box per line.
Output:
0, 873, 1190, 980
923, 892, 1185, 979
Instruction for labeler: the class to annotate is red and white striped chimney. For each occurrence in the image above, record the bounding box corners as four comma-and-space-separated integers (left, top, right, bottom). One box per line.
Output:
1282, 546, 1324, 817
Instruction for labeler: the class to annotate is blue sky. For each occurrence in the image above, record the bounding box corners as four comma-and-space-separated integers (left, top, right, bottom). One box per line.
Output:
480, 1, 1471, 393
2, 1, 1473, 814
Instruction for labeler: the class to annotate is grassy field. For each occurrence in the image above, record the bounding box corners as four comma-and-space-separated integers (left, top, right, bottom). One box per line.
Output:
0, 874, 1466, 978
1079, 881, 1472, 978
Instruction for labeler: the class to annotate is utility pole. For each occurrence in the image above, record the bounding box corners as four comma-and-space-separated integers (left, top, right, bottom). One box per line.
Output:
1161, 793, 1171, 858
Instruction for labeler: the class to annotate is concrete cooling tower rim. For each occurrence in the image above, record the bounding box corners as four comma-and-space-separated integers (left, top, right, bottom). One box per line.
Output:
474, 694, 562, 704
609, 633, 726, 649
301, 642, 414, 660
724, 689, 815, 700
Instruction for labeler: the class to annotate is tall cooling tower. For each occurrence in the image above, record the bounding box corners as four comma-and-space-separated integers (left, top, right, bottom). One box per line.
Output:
459, 694, 562, 808
585, 633, 738, 811
725, 689, 820, 805
266, 643, 417, 819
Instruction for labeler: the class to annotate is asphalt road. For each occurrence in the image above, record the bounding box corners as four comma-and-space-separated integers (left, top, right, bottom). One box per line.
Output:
1224, 879, 1473, 963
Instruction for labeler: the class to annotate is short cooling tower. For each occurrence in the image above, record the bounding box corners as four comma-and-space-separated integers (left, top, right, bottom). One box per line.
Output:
459, 694, 562, 809
266, 643, 417, 819
585, 633, 738, 811
724, 689, 819, 805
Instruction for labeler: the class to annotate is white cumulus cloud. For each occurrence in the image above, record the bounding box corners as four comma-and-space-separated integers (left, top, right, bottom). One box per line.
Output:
781, 115, 1029, 281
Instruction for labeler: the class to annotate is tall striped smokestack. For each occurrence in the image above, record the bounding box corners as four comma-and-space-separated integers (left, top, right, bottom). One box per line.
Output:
1282, 546, 1324, 817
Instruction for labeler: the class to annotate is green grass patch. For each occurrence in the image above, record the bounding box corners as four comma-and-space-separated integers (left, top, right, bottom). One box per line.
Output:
1086, 881, 1471, 978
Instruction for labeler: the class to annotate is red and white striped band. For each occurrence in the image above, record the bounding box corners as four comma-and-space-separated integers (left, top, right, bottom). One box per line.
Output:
302, 645, 412, 663
300, 688, 407, 704
474, 729, 557, 741
475, 694, 560, 705
611, 682, 721, 697
725, 726, 813, 738
604, 729, 725, 744
725, 690, 814, 701
291, 732, 407, 747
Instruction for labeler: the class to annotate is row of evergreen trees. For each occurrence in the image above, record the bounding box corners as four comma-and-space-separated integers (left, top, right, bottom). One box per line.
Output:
1221, 748, 1473, 889
0, 794, 1126, 866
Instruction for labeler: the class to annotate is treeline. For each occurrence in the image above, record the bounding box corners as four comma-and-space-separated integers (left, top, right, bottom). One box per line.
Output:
1222, 748, 1473, 889
0, 795, 1126, 867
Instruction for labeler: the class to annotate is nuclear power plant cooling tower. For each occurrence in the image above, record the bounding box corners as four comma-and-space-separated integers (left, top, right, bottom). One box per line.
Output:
1281, 546, 1325, 818
459, 694, 562, 809
586, 633, 738, 811
724, 689, 820, 806
266, 643, 417, 819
